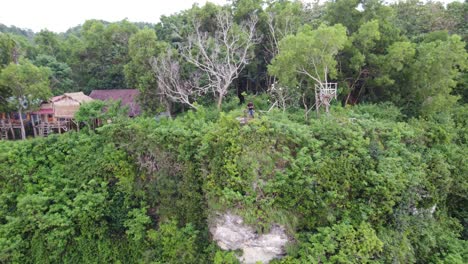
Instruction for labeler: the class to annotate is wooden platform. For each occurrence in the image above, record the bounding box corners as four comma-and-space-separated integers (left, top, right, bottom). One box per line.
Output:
35, 121, 70, 137
0, 119, 22, 140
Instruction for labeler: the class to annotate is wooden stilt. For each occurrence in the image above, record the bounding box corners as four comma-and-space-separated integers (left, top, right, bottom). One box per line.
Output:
0, 120, 8, 140
32, 115, 37, 137
7, 114, 15, 139
315, 83, 337, 116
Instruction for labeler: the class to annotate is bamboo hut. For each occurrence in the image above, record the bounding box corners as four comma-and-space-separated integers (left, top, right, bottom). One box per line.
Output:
31, 92, 93, 137
53, 92, 94, 119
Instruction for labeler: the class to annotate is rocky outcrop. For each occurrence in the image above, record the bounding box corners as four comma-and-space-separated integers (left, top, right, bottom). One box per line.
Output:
210, 213, 290, 264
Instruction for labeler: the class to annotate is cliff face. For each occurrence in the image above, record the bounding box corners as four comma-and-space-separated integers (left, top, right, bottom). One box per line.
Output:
210, 213, 290, 264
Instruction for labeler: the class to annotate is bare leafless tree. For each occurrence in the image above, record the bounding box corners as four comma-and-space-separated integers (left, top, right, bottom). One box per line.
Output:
151, 49, 205, 111
265, 11, 297, 58
181, 10, 259, 110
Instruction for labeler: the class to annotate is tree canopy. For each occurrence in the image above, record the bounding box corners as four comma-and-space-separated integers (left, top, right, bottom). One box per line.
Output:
0, 60, 50, 138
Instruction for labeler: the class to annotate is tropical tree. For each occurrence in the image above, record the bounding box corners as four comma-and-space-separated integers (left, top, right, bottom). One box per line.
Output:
34, 54, 74, 95
269, 24, 348, 87
375, 34, 467, 116
262, 0, 306, 89
340, 19, 382, 105
124, 28, 167, 113
0, 33, 17, 68
34, 29, 62, 58
392, 0, 455, 38
268, 24, 348, 116
0, 60, 51, 139
78, 20, 138, 92
0, 33, 18, 110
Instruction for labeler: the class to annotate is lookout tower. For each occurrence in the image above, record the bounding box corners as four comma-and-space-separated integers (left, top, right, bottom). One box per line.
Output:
315, 82, 337, 115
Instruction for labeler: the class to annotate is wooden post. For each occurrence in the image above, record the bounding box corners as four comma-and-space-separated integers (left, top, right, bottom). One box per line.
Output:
39, 124, 43, 137
31, 115, 37, 137
18, 110, 26, 140
0, 120, 7, 140
7, 114, 15, 139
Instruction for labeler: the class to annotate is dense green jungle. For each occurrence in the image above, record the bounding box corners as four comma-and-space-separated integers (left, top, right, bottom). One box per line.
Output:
0, 0, 467, 263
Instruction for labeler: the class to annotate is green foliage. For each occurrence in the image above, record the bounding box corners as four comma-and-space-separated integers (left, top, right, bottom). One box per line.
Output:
124, 28, 168, 113
0, 133, 141, 262
147, 220, 200, 263
392, 0, 458, 39
289, 222, 383, 264
324, 0, 362, 33
34, 54, 74, 95
34, 30, 62, 58
72, 19, 138, 92
0, 33, 16, 69
269, 23, 348, 87
75, 100, 129, 131
375, 34, 467, 116
0, 59, 51, 138
74, 100, 107, 127
0, 60, 51, 110
0, 24, 34, 39
125, 207, 151, 242
213, 250, 240, 264
1, 103, 467, 263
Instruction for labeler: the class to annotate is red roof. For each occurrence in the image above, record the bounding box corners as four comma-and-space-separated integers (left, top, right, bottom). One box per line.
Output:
89, 89, 141, 116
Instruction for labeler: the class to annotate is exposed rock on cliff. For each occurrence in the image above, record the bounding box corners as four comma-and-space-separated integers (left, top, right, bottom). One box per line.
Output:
210, 213, 290, 264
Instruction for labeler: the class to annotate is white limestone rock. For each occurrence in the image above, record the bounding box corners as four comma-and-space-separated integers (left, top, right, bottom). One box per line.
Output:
210, 213, 290, 264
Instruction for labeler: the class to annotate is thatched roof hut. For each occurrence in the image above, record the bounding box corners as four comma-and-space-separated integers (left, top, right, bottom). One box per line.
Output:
53, 92, 93, 118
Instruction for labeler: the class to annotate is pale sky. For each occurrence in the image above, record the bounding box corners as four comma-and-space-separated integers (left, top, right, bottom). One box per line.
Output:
0, 0, 463, 33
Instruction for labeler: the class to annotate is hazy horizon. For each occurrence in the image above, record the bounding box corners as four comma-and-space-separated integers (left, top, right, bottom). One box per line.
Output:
0, 0, 464, 33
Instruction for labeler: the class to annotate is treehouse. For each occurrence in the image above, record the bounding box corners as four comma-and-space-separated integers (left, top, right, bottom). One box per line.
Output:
315, 82, 337, 115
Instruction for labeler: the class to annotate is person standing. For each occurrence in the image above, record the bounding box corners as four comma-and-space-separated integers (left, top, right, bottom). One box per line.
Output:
247, 101, 254, 118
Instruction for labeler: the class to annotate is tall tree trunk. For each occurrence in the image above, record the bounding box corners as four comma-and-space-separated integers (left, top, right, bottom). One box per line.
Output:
18, 109, 26, 140
8, 113, 15, 139
217, 95, 223, 111
31, 114, 37, 137
165, 98, 172, 118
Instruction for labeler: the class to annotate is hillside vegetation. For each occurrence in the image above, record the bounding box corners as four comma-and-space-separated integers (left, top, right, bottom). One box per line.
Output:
0, 0, 467, 262
1, 104, 467, 263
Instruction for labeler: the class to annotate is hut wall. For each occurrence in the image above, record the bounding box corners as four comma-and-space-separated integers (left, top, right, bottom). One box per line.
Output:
54, 98, 80, 118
